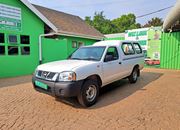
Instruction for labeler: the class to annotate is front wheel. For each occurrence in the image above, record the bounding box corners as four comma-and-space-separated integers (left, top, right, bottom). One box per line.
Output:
128, 67, 139, 84
77, 80, 99, 107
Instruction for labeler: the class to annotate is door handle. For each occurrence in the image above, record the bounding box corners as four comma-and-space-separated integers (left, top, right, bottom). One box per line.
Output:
119, 62, 122, 64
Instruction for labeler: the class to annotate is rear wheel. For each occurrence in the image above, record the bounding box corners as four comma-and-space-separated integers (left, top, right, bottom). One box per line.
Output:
128, 67, 139, 84
77, 80, 99, 107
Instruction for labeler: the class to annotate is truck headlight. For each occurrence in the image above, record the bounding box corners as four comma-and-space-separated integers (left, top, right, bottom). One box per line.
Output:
58, 71, 76, 81
34, 69, 38, 76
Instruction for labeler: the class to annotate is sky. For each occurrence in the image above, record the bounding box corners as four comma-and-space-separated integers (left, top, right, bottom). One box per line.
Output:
28, 0, 177, 25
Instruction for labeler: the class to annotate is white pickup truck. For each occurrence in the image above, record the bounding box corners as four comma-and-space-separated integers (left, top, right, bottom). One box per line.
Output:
32, 40, 144, 107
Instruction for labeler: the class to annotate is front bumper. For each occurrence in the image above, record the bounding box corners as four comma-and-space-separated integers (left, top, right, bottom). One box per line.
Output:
32, 76, 83, 97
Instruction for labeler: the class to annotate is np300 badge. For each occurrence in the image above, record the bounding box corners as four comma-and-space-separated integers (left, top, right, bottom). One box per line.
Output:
41, 71, 49, 78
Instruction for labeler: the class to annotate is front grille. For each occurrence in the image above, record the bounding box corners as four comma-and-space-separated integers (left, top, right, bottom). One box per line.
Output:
36, 70, 57, 81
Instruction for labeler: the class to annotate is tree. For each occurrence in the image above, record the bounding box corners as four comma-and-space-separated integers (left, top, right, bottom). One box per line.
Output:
93, 12, 119, 34
85, 16, 93, 26
85, 12, 141, 34
143, 17, 163, 27
112, 13, 141, 33
85, 11, 117, 34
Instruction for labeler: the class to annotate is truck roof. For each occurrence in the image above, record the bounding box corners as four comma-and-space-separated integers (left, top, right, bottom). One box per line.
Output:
93, 40, 138, 47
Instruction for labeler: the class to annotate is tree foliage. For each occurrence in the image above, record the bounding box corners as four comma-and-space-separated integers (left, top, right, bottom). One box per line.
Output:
143, 17, 163, 27
85, 12, 141, 34
85, 16, 93, 26
112, 13, 141, 33
85, 12, 163, 34
85, 12, 117, 34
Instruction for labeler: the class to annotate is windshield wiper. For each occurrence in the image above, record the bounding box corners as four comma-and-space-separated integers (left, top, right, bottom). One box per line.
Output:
82, 58, 99, 61
69, 58, 83, 60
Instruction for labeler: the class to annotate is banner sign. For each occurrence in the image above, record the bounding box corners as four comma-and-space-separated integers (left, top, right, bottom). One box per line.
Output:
125, 28, 149, 51
147, 27, 162, 60
0, 3, 22, 31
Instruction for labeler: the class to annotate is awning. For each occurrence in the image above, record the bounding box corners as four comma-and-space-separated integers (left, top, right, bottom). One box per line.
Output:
163, 0, 180, 32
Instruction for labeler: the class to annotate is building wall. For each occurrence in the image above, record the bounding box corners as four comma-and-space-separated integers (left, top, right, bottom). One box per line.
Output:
0, 0, 44, 78
42, 38, 68, 63
42, 36, 97, 64
104, 33, 125, 41
65, 36, 97, 56
105, 37, 125, 40
0, 0, 98, 78
160, 32, 180, 69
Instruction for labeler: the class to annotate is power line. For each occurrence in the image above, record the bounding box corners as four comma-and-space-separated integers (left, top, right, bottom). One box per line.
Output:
136, 5, 173, 18
39, 0, 174, 20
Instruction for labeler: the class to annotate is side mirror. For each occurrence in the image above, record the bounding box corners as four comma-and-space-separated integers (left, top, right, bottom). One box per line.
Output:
104, 55, 113, 62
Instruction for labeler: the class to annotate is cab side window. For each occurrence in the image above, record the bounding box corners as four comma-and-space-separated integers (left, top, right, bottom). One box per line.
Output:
133, 43, 142, 54
104, 47, 119, 62
122, 43, 135, 55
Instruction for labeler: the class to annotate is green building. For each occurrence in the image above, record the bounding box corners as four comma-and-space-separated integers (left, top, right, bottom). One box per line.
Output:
161, 0, 180, 69
104, 33, 125, 40
0, 0, 104, 78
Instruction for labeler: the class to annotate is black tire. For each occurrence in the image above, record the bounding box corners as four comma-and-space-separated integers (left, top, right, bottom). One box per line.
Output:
77, 80, 99, 107
128, 67, 139, 84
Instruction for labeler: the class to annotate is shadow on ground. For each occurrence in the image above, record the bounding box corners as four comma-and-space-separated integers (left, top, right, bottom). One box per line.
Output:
0, 72, 163, 108
0, 75, 32, 88
56, 72, 163, 108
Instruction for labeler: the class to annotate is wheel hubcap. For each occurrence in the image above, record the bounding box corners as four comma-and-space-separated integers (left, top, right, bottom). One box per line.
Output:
133, 70, 138, 81
86, 85, 97, 102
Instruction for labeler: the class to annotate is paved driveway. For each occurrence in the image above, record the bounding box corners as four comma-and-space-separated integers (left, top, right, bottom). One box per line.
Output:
0, 68, 180, 130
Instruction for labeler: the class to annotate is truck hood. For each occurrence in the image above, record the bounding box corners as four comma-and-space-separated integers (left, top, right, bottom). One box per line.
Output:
37, 60, 96, 72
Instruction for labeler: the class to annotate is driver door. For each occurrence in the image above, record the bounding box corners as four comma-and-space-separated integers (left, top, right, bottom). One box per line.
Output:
102, 46, 122, 85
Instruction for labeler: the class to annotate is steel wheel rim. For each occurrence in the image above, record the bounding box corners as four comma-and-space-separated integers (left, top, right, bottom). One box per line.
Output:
133, 70, 138, 81
85, 85, 97, 102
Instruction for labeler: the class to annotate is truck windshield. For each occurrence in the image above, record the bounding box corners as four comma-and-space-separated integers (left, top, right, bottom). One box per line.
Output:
70, 46, 106, 61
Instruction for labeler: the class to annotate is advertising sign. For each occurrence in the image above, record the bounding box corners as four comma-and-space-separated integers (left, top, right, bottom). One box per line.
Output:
0, 3, 22, 31
147, 27, 161, 60
125, 28, 149, 51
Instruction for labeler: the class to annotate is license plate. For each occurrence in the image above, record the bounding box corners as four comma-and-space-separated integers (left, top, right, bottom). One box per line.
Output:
35, 81, 48, 90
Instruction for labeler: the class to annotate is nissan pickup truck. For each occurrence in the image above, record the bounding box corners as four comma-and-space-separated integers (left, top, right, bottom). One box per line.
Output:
32, 40, 144, 107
